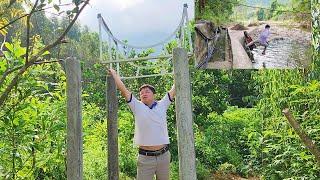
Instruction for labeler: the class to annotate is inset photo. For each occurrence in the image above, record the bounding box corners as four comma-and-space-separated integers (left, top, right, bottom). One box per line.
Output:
194, 0, 312, 69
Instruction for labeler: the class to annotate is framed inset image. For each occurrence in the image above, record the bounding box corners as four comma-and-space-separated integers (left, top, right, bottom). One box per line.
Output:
194, 0, 312, 69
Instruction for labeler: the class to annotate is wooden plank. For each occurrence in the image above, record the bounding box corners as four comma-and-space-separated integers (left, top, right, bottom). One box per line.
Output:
173, 48, 197, 180
121, 72, 173, 80
101, 53, 193, 64
101, 54, 172, 64
66, 57, 83, 180
106, 75, 119, 180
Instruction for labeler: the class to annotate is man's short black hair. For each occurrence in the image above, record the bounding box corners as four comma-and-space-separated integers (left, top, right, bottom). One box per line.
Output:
139, 84, 156, 94
265, 24, 270, 29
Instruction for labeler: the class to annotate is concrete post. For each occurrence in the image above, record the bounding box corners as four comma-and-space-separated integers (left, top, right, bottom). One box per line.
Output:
172, 48, 197, 180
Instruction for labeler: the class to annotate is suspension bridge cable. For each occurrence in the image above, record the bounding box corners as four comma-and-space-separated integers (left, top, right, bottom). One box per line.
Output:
98, 12, 186, 49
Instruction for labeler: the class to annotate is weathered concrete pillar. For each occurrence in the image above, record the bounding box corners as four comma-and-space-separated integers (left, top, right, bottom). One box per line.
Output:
173, 48, 197, 180
106, 75, 119, 180
66, 57, 83, 180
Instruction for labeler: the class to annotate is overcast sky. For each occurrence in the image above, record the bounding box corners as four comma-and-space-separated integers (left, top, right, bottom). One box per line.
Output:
77, 0, 194, 46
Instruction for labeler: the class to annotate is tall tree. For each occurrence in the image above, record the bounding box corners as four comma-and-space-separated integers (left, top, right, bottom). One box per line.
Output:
0, 0, 90, 107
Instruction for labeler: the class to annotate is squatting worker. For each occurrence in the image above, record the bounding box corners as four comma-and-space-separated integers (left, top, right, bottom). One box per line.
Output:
108, 68, 175, 180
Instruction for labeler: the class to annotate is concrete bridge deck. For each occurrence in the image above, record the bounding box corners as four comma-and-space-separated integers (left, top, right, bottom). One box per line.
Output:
228, 27, 253, 69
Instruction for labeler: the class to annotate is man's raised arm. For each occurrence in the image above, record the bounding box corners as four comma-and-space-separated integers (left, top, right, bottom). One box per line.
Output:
108, 69, 131, 101
169, 84, 175, 100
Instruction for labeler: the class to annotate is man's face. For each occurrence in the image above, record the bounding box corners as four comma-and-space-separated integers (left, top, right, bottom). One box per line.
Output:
139, 87, 155, 104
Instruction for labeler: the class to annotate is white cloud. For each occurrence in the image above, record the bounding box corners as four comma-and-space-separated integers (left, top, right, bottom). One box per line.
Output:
110, 0, 145, 11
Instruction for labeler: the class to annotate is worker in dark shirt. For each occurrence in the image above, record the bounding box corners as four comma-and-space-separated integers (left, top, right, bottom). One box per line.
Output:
244, 31, 256, 51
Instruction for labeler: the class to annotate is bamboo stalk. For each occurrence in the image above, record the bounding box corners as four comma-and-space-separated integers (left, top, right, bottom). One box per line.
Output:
282, 108, 320, 165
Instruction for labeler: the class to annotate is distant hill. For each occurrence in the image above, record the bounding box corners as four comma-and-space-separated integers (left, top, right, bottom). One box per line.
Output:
246, 0, 290, 7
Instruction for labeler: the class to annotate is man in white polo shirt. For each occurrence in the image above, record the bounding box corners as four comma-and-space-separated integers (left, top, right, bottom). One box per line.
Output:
108, 68, 175, 180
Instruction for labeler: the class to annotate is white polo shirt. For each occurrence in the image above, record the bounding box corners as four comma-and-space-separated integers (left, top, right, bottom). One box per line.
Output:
127, 93, 173, 146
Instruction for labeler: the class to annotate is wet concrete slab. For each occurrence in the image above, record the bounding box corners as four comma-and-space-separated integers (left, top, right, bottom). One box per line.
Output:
228, 27, 253, 69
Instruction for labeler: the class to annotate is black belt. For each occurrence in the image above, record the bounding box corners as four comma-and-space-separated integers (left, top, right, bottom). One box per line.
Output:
139, 145, 169, 156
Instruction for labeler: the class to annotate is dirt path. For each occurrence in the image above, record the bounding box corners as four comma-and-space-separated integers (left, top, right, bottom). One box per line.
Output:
210, 172, 260, 180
